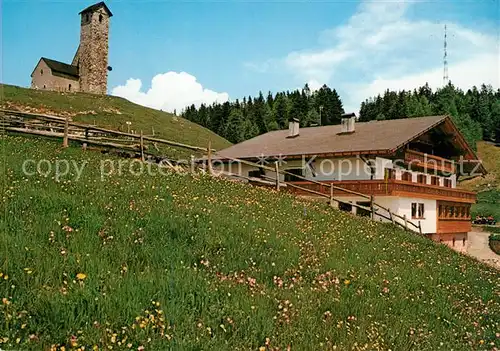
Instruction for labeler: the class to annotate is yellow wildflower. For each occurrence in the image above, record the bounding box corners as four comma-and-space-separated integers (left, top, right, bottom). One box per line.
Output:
76, 273, 87, 280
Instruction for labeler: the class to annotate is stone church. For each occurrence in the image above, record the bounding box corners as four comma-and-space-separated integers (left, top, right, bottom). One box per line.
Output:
30, 2, 112, 95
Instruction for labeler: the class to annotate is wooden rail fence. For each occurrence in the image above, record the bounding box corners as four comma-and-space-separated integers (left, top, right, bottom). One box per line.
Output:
1, 108, 421, 234
0, 109, 214, 158
206, 153, 422, 234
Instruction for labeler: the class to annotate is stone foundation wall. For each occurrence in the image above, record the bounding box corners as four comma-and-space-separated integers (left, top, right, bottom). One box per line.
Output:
430, 232, 468, 253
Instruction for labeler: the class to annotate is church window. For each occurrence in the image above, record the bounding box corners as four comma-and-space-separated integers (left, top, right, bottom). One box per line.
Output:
40, 69, 43, 75
99, 14, 103, 23
68, 84, 72, 91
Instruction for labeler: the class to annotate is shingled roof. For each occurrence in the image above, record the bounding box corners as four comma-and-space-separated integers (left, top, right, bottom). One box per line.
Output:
40, 58, 79, 78
216, 115, 457, 159
79, 1, 113, 17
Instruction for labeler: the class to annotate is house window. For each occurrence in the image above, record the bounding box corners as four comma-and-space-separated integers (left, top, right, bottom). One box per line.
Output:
402, 171, 412, 182
284, 168, 304, 182
40, 69, 44, 75
438, 203, 471, 220
417, 174, 427, 184
43, 85, 46, 89
385, 168, 396, 180
412, 202, 425, 219
431, 176, 439, 186
444, 178, 452, 188
418, 203, 425, 218
248, 168, 265, 178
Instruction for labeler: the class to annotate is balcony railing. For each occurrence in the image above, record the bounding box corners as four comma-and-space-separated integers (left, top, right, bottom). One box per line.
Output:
405, 150, 455, 174
288, 179, 476, 203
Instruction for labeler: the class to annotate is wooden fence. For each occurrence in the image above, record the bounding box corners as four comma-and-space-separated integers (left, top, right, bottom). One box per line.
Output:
0, 109, 213, 160
1, 108, 421, 234
206, 153, 423, 234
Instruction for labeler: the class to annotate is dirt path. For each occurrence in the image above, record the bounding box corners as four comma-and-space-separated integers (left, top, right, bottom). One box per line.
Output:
467, 231, 500, 269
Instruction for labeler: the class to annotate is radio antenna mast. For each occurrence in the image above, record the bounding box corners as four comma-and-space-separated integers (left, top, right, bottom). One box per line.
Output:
443, 24, 449, 86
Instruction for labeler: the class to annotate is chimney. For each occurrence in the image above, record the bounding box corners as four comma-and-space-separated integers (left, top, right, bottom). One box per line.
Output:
340, 113, 356, 134
287, 118, 300, 138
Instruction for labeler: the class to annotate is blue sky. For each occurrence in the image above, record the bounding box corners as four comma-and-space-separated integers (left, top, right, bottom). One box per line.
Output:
3, 0, 499, 113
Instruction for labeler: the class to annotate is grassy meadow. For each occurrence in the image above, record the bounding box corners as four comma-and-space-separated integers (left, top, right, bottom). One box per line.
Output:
459, 141, 500, 221
0, 135, 499, 350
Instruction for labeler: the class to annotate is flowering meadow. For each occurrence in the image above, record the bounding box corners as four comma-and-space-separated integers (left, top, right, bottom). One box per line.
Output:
1, 135, 499, 350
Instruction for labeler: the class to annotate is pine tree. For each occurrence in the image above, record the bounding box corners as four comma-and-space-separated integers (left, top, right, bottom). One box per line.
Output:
272, 93, 289, 129
254, 92, 270, 134
491, 101, 500, 143
224, 107, 245, 143
306, 108, 321, 126
330, 89, 344, 124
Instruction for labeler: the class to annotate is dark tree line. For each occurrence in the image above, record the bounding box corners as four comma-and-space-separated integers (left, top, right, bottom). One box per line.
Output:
182, 84, 345, 143
359, 83, 500, 149
183, 81, 500, 150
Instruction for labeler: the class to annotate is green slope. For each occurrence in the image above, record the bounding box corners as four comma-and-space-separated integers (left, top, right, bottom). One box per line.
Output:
0, 84, 231, 152
459, 141, 500, 220
461, 141, 500, 192
1, 135, 499, 350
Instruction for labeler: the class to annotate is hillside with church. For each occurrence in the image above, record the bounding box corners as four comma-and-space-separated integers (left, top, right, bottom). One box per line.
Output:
30, 2, 112, 94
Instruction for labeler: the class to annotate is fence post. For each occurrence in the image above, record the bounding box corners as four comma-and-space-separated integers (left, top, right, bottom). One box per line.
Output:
140, 130, 145, 162
389, 210, 395, 224
275, 162, 280, 191
62, 116, 69, 148
330, 184, 334, 207
404, 214, 408, 230
418, 221, 422, 235
207, 140, 212, 175
370, 195, 375, 219
85, 128, 89, 140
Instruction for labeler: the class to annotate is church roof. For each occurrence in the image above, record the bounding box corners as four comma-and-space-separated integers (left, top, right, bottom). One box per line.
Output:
79, 2, 113, 17
40, 58, 79, 78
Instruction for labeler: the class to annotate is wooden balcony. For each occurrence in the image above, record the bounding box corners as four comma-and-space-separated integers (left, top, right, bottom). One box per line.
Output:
405, 150, 455, 174
288, 179, 476, 203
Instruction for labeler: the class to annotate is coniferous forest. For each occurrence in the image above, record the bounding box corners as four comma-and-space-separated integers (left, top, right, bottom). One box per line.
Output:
182, 84, 344, 144
182, 82, 500, 149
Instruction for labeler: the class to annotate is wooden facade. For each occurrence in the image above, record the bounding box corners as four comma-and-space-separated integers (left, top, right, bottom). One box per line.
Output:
287, 179, 476, 204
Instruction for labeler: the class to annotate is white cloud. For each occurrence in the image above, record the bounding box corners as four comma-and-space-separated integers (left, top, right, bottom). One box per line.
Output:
307, 79, 323, 92
247, 0, 499, 114
112, 72, 229, 113
351, 53, 500, 107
